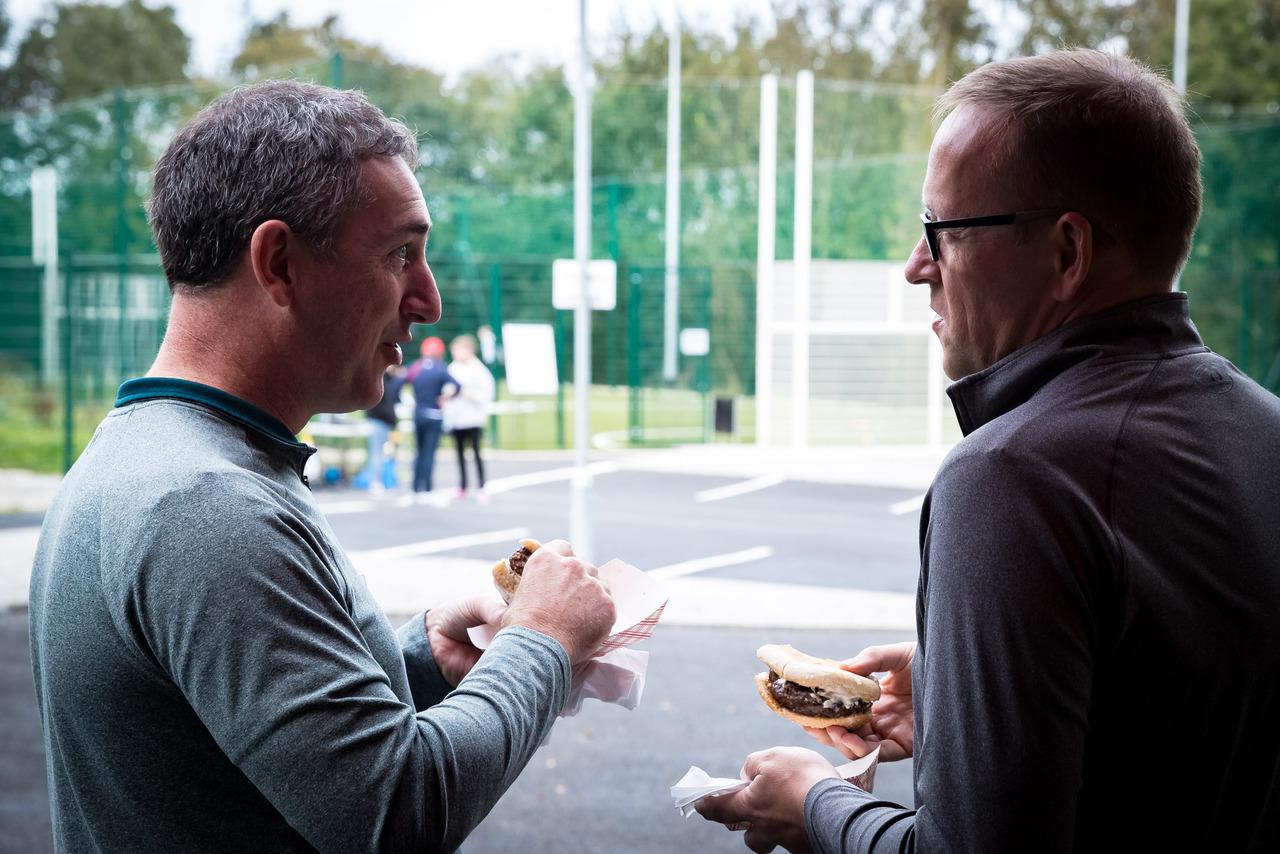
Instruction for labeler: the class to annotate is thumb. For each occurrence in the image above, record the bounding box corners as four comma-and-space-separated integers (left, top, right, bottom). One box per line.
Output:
841, 642, 913, 676
464, 595, 507, 628
438, 595, 505, 641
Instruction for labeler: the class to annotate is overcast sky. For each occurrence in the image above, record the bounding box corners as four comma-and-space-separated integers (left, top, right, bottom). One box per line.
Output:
7, 0, 783, 80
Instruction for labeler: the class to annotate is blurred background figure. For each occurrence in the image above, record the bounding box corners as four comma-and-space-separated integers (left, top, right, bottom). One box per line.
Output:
444, 334, 495, 502
356, 365, 405, 492
405, 337, 456, 500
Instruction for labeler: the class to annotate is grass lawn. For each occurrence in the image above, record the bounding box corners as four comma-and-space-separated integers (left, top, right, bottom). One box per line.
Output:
0, 377, 755, 474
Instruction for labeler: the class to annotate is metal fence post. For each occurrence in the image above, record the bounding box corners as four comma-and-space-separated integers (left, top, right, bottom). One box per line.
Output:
607, 182, 621, 387
699, 268, 711, 444
330, 51, 344, 89
627, 271, 643, 444
554, 309, 566, 449
113, 89, 131, 385
488, 262, 502, 447
62, 257, 74, 473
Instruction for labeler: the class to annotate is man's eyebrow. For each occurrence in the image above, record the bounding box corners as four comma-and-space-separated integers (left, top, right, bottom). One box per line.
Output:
398, 220, 431, 237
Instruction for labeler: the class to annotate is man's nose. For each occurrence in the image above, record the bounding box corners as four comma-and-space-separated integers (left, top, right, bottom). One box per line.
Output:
405, 261, 441, 325
904, 235, 938, 287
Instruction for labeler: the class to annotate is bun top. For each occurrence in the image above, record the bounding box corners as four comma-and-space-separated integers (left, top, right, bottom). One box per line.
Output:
756, 644, 880, 700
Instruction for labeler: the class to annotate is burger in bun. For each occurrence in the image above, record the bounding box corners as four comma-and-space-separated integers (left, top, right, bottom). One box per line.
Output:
492, 538, 542, 603
755, 643, 879, 729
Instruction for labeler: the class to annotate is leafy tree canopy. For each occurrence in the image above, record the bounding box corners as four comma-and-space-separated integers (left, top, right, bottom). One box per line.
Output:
0, 0, 189, 110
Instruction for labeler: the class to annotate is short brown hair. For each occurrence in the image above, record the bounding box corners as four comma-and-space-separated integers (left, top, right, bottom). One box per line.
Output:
938, 49, 1202, 282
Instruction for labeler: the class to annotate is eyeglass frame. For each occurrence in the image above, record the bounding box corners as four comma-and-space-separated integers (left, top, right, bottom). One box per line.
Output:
919, 208, 1114, 262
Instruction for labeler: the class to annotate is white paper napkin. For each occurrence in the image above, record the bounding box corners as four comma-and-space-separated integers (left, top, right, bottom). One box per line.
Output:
670, 767, 749, 819
467, 559, 667, 717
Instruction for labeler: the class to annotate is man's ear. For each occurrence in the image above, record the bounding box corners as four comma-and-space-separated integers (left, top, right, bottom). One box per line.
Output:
1051, 212, 1093, 302
249, 220, 299, 308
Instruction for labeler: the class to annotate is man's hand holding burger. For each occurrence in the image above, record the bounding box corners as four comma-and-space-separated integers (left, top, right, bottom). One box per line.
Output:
805, 641, 916, 763
500, 539, 615, 666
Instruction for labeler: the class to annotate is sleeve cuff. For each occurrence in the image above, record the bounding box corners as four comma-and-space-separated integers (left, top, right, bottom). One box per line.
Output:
396, 611, 455, 711
805, 775, 919, 854
805, 777, 870, 854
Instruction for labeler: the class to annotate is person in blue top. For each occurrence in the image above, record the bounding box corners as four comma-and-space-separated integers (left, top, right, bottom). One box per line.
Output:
358, 364, 406, 490
405, 336, 457, 497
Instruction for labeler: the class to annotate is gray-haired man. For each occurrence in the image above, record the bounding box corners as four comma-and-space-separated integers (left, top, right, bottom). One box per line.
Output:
29, 81, 615, 852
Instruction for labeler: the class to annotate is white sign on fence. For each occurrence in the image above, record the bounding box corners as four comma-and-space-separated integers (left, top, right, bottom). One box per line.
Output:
679, 327, 710, 357
501, 323, 559, 395
552, 259, 617, 310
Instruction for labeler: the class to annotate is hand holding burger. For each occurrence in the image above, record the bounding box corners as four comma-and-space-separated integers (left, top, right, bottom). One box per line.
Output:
500, 538, 615, 666
804, 641, 916, 763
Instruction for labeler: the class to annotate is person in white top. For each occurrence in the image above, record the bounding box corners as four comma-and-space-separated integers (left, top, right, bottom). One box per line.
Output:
443, 334, 495, 500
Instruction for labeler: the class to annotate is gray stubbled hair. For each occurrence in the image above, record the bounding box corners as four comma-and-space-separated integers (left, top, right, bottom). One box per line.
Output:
147, 80, 419, 291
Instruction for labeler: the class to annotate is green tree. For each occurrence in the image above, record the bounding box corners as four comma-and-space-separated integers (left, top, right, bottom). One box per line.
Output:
0, 0, 188, 110
232, 12, 389, 79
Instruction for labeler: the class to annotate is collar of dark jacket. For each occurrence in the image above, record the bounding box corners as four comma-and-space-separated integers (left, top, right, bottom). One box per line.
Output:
946, 292, 1206, 436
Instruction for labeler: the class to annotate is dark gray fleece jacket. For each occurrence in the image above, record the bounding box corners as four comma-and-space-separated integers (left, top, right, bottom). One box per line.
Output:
805, 294, 1280, 853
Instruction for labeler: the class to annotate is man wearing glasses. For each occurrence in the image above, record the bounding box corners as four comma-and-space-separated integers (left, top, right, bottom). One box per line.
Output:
699, 49, 1280, 852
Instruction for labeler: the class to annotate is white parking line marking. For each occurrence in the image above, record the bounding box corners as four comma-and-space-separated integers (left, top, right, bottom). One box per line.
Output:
485, 461, 622, 495
351, 527, 531, 561
888, 493, 926, 515
647, 546, 775, 581
694, 474, 785, 503
317, 499, 378, 515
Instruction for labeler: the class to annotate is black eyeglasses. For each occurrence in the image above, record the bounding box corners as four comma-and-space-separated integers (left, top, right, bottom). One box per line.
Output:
919, 209, 1061, 262
919, 208, 1114, 262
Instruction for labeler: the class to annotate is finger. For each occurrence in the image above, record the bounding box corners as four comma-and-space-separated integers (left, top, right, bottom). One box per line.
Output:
466, 595, 506, 627
539, 538, 574, 557
744, 826, 778, 853
436, 598, 502, 642
694, 790, 748, 825
831, 728, 874, 758
841, 642, 914, 676
442, 595, 504, 629
740, 749, 772, 781
803, 726, 833, 748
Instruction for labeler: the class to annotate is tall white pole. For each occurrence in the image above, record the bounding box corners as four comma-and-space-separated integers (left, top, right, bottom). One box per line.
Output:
571, 0, 593, 560
663, 7, 682, 382
1173, 0, 1190, 95
32, 167, 59, 385
755, 74, 778, 447
792, 71, 814, 449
